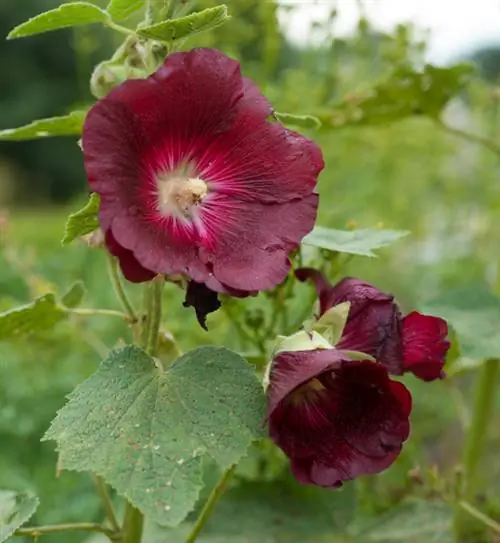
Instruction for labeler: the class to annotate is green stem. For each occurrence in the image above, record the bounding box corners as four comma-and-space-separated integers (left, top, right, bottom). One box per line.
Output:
185, 465, 236, 543
435, 118, 500, 157
106, 21, 137, 37
454, 358, 499, 540
93, 475, 121, 532
459, 501, 500, 535
145, 277, 164, 356
122, 504, 144, 543
106, 254, 138, 323
14, 523, 115, 539
68, 308, 129, 320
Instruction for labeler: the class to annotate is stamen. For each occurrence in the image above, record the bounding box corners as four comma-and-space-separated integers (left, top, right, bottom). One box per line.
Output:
156, 173, 208, 218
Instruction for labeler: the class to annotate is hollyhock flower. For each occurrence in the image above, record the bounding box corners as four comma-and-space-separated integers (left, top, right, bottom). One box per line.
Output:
266, 331, 412, 487
82, 48, 323, 327
295, 268, 450, 381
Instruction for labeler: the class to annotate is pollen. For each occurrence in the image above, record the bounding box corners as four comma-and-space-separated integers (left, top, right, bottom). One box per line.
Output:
156, 173, 208, 218
290, 377, 327, 406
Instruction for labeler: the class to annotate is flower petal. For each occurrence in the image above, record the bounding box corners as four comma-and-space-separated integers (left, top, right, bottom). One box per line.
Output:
268, 356, 411, 486
402, 311, 450, 381
183, 281, 221, 330
105, 230, 156, 283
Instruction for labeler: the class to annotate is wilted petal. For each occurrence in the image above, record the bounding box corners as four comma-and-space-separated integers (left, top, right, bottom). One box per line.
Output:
402, 311, 450, 381
183, 281, 221, 330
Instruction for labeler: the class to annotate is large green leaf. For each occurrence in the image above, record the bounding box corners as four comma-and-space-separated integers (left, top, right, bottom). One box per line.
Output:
0, 111, 86, 141
148, 478, 356, 542
7, 3, 110, 39
319, 63, 474, 129
137, 5, 229, 42
423, 284, 500, 360
43, 345, 265, 527
303, 227, 409, 257
107, 0, 144, 20
0, 490, 39, 542
350, 499, 453, 542
62, 193, 100, 246
0, 294, 66, 342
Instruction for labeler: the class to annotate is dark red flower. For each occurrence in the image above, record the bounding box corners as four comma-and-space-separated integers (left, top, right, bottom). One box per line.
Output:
295, 268, 450, 381
82, 48, 323, 323
267, 347, 412, 487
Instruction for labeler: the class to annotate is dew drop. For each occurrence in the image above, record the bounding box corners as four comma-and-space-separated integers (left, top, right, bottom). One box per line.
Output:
166, 480, 172, 487
164, 505, 171, 512
134, 423, 141, 428
146, 488, 152, 494
177, 458, 184, 465
153, 444, 160, 451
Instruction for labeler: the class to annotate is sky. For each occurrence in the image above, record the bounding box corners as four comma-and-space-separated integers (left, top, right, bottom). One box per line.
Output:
278, 0, 500, 64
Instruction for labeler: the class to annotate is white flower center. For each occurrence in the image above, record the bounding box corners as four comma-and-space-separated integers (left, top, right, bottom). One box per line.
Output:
156, 173, 208, 218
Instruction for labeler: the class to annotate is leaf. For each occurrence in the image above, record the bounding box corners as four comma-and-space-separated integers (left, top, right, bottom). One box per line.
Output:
7, 3, 110, 39
107, 0, 144, 20
0, 490, 39, 542
62, 193, 100, 246
43, 345, 265, 527
137, 5, 229, 42
274, 112, 322, 130
320, 63, 474, 129
303, 227, 409, 257
0, 294, 66, 341
148, 478, 357, 542
350, 499, 453, 542
313, 302, 350, 345
423, 284, 500, 360
61, 281, 86, 309
0, 111, 86, 141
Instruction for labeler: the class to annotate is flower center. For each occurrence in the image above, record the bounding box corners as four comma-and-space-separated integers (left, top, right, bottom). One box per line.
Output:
290, 377, 327, 406
156, 173, 208, 218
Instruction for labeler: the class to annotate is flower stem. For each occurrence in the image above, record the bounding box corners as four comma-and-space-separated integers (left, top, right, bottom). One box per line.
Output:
106, 254, 138, 323
67, 307, 130, 320
14, 523, 116, 539
93, 475, 120, 532
122, 503, 144, 543
185, 465, 236, 543
106, 21, 137, 37
145, 277, 164, 356
459, 501, 500, 535
454, 358, 499, 540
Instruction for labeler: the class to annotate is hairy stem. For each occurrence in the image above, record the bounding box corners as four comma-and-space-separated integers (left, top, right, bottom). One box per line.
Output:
454, 358, 499, 540
145, 277, 164, 356
93, 475, 120, 532
106, 254, 138, 323
185, 465, 236, 543
14, 523, 116, 539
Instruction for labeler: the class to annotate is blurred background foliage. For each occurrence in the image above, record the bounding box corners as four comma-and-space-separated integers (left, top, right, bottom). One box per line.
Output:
2, 0, 500, 542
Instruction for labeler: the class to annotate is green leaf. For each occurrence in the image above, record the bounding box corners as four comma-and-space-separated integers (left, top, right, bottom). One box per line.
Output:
0, 490, 39, 542
350, 499, 453, 542
148, 478, 356, 542
423, 284, 500, 360
62, 193, 100, 246
43, 345, 265, 527
107, 0, 144, 20
137, 5, 229, 42
0, 294, 66, 342
0, 111, 86, 141
7, 3, 110, 39
303, 227, 409, 257
61, 281, 86, 309
274, 112, 322, 130
320, 63, 474, 129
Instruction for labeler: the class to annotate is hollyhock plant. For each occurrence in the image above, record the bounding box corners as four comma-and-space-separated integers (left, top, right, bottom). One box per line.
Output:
295, 268, 450, 381
266, 330, 412, 487
82, 47, 323, 328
